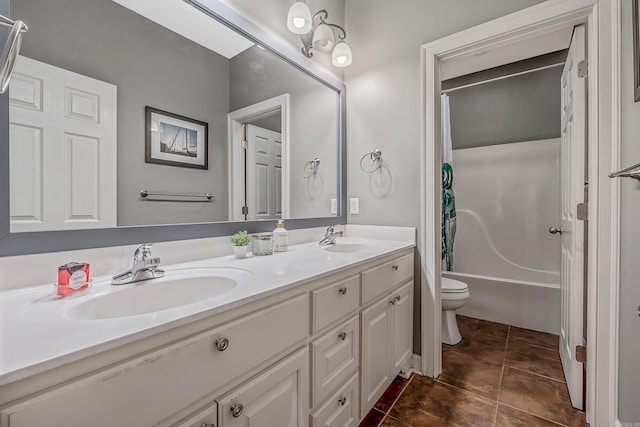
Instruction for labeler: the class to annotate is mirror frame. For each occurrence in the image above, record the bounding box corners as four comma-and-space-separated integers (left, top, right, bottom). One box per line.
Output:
0, 0, 346, 257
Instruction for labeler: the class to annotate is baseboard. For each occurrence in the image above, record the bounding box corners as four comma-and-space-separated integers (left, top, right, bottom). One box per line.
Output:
614, 420, 622, 427
409, 353, 423, 376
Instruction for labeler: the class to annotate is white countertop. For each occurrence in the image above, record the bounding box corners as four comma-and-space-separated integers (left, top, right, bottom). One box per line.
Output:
0, 229, 414, 386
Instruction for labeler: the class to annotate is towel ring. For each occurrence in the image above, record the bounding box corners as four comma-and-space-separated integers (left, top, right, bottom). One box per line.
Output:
0, 18, 28, 94
303, 158, 320, 178
360, 149, 382, 173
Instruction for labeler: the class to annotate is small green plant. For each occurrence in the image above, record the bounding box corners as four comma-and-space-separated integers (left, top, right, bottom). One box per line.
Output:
231, 230, 250, 246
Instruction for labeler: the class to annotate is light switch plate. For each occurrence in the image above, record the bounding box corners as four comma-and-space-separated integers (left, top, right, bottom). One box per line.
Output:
350, 198, 360, 215
330, 198, 337, 214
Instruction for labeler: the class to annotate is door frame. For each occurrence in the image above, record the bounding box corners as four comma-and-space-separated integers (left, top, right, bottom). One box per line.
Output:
228, 94, 290, 221
419, 0, 621, 425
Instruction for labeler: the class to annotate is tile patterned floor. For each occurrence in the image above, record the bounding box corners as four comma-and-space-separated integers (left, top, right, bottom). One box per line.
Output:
359, 315, 588, 427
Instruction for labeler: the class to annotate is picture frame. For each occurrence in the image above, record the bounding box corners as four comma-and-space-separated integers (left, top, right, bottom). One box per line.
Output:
145, 106, 209, 169
634, 0, 640, 101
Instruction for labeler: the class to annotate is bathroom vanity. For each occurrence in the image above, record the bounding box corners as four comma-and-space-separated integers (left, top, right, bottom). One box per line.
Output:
0, 230, 415, 427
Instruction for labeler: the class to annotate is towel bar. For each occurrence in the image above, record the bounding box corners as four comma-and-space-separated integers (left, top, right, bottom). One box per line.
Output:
609, 161, 640, 181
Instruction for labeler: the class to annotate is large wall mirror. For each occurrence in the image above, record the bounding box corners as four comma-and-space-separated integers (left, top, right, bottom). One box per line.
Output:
0, 0, 346, 256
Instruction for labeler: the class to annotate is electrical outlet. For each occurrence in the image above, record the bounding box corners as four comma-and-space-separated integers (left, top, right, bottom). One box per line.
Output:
330, 198, 337, 214
350, 198, 360, 215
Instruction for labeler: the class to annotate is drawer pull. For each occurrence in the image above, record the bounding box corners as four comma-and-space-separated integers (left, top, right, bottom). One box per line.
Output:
215, 337, 229, 352
392, 264, 399, 271
396, 295, 401, 302
338, 396, 347, 406
201, 424, 215, 427
230, 403, 244, 418
338, 286, 347, 295
338, 332, 347, 341
389, 299, 396, 306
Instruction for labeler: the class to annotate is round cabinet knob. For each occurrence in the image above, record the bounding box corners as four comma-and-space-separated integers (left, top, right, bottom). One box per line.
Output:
548, 226, 563, 235
338, 396, 347, 406
215, 337, 229, 352
391, 265, 399, 271
230, 403, 244, 418
338, 332, 347, 341
338, 287, 347, 295
396, 295, 401, 302
389, 299, 396, 306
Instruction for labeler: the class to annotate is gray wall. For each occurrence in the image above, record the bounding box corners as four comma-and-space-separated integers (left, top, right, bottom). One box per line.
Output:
230, 46, 338, 218
344, 0, 546, 353
447, 65, 562, 149
14, 0, 230, 226
618, 0, 640, 422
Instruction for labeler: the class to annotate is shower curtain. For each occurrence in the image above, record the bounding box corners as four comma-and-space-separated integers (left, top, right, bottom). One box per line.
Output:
442, 94, 456, 271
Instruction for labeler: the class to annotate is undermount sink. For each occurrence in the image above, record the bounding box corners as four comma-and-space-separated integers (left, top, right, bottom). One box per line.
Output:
323, 243, 380, 254
65, 268, 252, 320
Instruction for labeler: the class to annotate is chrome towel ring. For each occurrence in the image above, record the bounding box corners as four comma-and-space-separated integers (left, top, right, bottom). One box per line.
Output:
303, 158, 320, 178
0, 15, 28, 94
360, 149, 382, 173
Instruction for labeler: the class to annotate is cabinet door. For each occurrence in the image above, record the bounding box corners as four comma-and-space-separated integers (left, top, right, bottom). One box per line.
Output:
217, 348, 309, 427
360, 296, 391, 414
390, 282, 413, 374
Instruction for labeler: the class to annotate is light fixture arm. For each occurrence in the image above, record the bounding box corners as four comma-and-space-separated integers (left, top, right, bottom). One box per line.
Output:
299, 9, 347, 58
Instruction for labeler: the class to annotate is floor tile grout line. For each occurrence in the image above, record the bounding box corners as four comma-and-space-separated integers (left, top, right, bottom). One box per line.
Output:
492, 325, 510, 427
376, 374, 415, 427
433, 377, 498, 405
504, 364, 568, 384
497, 402, 569, 426
445, 347, 506, 367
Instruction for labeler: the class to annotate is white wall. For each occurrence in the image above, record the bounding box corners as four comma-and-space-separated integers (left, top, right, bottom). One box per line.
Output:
451, 139, 561, 284
618, 0, 640, 422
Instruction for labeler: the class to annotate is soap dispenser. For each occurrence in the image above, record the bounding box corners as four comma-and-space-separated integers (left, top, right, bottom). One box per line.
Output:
273, 220, 288, 252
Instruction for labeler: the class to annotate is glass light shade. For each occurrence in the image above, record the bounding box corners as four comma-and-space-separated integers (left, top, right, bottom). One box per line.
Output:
331, 41, 352, 67
312, 23, 335, 52
287, 2, 312, 34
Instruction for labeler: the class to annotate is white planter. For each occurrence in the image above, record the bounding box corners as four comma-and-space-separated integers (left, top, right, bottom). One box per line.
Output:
233, 245, 248, 259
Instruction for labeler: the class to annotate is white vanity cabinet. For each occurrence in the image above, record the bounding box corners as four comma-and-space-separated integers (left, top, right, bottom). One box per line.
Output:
360, 254, 414, 415
0, 246, 415, 427
0, 294, 309, 427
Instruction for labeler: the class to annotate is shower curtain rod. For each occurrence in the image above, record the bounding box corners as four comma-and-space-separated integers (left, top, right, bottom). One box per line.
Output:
442, 62, 564, 94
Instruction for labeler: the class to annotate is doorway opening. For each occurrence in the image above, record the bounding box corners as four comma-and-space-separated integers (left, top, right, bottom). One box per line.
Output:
420, 1, 621, 425
228, 94, 290, 221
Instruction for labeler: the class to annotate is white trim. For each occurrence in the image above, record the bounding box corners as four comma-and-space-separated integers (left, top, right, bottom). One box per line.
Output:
420, 0, 620, 424
410, 353, 423, 376
227, 94, 290, 221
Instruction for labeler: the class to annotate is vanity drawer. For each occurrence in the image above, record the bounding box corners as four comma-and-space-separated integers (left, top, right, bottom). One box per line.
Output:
172, 403, 217, 427
311, 315, 359, 406
361, 253, 413, 304
1, 294, 309, 427
311, 373, 359, 427
312, 275, 360, 332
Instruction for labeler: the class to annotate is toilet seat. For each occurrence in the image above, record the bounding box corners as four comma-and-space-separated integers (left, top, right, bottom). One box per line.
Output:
442, 277, 468, 294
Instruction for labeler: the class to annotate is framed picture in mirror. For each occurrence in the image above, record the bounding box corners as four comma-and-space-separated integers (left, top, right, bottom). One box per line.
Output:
634, 0, 640, 101
145, 106, 209, 169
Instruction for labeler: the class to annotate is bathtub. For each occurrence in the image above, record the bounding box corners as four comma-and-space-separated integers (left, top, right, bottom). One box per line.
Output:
442, 271, 560, 335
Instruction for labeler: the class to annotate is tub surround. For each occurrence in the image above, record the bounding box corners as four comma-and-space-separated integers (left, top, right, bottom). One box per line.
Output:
0, 224, 415, 427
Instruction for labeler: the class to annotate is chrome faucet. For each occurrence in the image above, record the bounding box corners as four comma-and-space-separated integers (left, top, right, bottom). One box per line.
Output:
319, 225, 344, 246
111, 243, 165, 285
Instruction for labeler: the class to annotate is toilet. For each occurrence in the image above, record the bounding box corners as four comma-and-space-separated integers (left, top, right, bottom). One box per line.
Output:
441, 277, 470, 345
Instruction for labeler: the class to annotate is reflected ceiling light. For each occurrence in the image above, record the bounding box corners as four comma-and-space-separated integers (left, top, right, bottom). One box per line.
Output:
286, 4, 352, 67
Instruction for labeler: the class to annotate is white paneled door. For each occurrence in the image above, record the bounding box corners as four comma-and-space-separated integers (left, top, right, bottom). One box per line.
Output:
246, 124, 282, 220
559, 25, 586, 410
9, 55, 117, 232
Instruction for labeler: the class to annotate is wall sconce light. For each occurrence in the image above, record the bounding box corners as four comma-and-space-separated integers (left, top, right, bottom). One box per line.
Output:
286, 1, 352, 67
